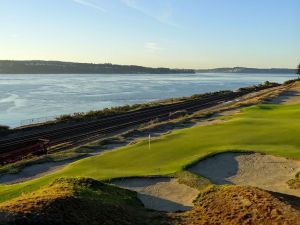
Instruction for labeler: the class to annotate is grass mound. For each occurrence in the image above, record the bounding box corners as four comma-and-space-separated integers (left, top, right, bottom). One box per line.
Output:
287, 172, 300, 189
173, 185, 300, 225
173, 171, 211, 191
0, 177, 148, 225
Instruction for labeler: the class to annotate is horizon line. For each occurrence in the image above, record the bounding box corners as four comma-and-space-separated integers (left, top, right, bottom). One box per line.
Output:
0, 59, 296, 70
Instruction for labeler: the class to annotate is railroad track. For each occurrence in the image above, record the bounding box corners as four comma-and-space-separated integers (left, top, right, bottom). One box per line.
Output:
49, 95, 230, 152
0, 85, 278, 163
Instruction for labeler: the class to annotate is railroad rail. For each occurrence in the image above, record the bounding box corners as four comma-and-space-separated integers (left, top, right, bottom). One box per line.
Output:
0, 84, 278, 164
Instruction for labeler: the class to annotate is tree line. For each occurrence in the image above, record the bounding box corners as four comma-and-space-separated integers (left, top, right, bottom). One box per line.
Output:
0, 60, 195, 74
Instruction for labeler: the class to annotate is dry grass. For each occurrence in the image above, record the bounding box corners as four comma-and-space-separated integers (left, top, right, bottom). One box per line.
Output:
172, 171, 211, 191
287, 173, 300, 190
287, 179, 300, 189
0, 177, 149, 225
171, 185, 300, 225
1, 179, 300, 224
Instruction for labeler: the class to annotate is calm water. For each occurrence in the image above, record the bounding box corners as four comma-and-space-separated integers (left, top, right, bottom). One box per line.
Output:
0, 73, 296, 127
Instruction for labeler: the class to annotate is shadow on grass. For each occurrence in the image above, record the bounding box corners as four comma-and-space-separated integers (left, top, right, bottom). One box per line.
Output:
270, 90, 300, 104
269, 190, 300, 210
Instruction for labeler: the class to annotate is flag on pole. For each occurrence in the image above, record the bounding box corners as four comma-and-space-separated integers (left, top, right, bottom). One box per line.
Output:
148, 134, 151, 150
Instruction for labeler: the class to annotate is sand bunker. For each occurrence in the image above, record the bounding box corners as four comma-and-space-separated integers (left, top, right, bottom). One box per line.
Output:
0, 159, 80, 185
111, 177, 199, 212
0, 145, 122, 185
189, 152, 300, 197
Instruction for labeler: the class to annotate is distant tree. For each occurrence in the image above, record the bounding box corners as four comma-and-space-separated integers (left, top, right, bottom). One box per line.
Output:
297, 63, 300, 78
264, 80, 271, 86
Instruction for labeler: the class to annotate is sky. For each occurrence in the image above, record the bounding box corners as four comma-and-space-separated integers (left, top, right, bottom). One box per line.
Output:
0, 0, 299, 69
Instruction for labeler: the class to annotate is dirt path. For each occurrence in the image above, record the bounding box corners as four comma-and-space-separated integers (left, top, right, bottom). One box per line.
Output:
189, 152, 300, 197
270, 84, 300, 104
111, 177, 199, 212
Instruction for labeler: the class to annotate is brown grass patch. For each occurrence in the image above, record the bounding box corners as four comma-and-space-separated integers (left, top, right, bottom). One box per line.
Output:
171, 185, 300, 225
0, 177, 150, 225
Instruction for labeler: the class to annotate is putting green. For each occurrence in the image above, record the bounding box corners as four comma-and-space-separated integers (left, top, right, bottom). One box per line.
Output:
1, 103, 300, 203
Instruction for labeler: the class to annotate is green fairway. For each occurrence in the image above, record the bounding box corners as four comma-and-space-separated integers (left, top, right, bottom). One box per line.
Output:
1, 103, 300, 203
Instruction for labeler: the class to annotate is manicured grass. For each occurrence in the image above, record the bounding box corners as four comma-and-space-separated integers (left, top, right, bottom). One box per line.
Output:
1, 103, 300, 203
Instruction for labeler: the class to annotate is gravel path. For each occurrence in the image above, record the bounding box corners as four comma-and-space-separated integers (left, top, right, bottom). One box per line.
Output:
189, 152, 300, 197
111, 177, 199, 212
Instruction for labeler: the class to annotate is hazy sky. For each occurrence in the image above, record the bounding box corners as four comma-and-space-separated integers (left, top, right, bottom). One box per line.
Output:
0, 0, 299, 69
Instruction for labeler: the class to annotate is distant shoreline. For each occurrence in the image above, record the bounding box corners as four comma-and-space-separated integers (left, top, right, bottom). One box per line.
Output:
0, 60, 194, 74
196, 67, 295, 74
0, 60, 296, 74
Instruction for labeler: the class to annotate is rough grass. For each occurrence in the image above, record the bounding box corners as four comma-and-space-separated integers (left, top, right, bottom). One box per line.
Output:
287, 172, 300, 189
54, 89, 234, 123
0, 177, 148, 225
2, 179, 300, 225
172, 171, 211, 191
1, 103, 300, 203
171, 185, 300, 225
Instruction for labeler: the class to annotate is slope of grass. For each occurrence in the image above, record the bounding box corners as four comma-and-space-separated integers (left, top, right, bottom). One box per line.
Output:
0, 103, 300, 203
172, 171, 211, 191
172, 185, 300, 224
0, 177, 148, 225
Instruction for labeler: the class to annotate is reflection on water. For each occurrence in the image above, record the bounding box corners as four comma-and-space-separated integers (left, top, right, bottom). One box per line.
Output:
0, 73, 296, 127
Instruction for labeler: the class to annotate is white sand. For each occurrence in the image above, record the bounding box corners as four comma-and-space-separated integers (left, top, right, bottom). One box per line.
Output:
111, 177, 199, 212
189, 152, 300, 197
0, 159, 77, 184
